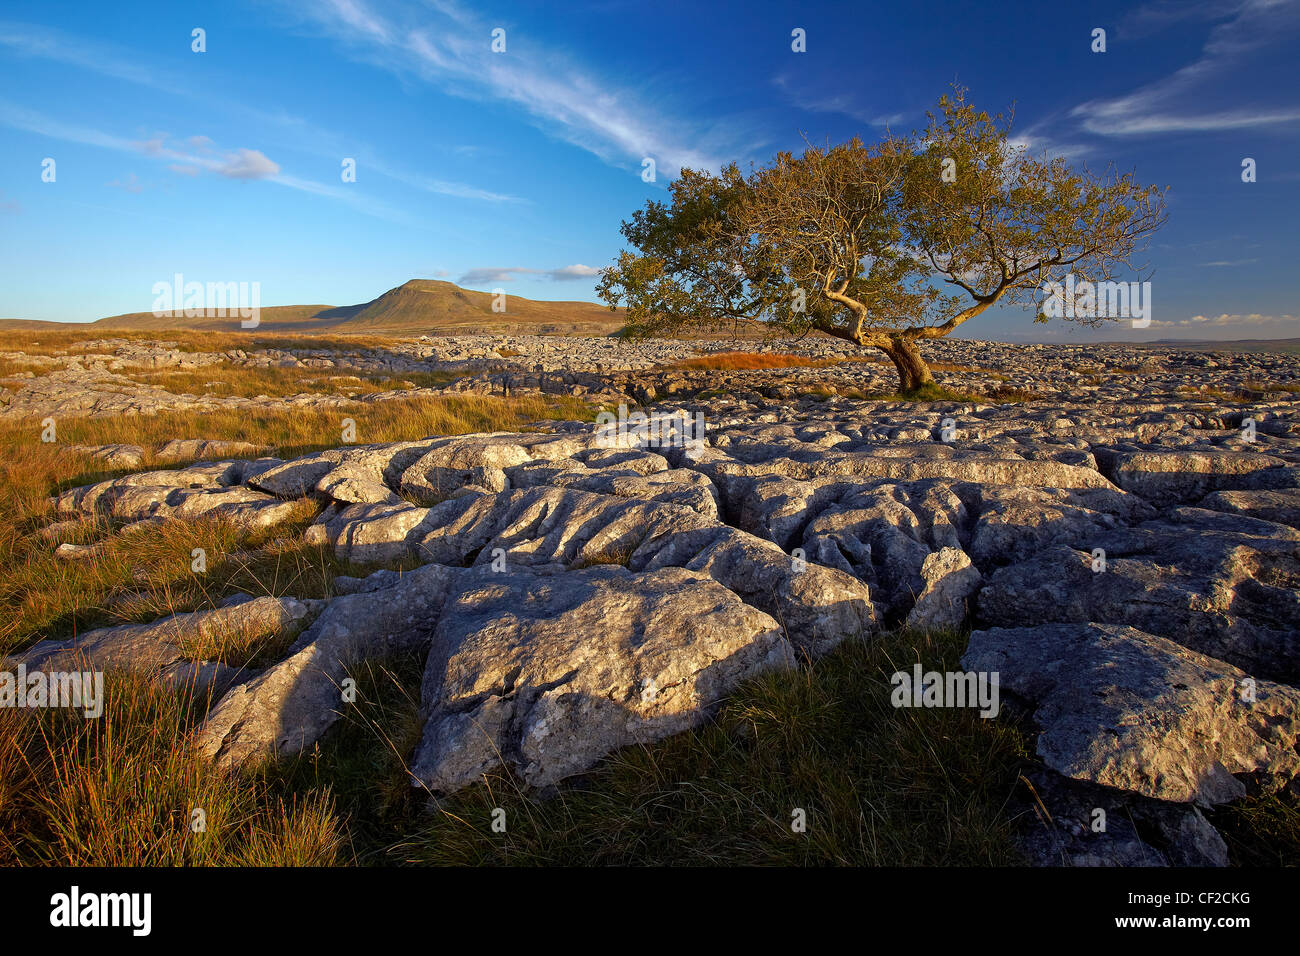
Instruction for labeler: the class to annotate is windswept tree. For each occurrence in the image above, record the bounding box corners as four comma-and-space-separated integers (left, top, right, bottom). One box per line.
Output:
598, 87, 1168, 392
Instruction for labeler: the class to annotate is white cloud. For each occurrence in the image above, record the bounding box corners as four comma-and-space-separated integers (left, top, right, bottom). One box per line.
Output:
282, 0, 739, 175
459, 267, 534, 285
362, 156, 523, 203
216, 148, 282, 180
1147, 312, 1299, 329
771, 74, 905, 129
1006, 131, 1095, 161
458, 264, 601, 284
0, 104, 411, 223
1074, 106, 1300, 135
0, 19, 571, 204
0, 20, 169, 88
0, 99, 137, 151
1070, 0, 1300, 136
547, 264, 601, 280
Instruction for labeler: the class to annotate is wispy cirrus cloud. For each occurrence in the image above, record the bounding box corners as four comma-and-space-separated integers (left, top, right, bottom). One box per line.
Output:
1007, 129, 1096, 161
362, 156, 523, 203
1070, 0, 1300, 136
1148, 312, 1299, 329
0, 102, 411, 222
0, 100, 138, 151
280, 0, 740, 175
771, 73, 906, 129
459, 264, 600, 285
0, 19, 172, 88
0, 19, 514, 204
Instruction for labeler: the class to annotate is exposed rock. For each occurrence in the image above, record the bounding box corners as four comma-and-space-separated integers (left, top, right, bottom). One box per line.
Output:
399, 433, 585, 502
7, 596, 321, 698
905, 547, 982, 632
156, 438, 265, 462
198, 564, 459, 768
962, 622, 1300, 806
1016, 770, 1229, 867
410, 566, 792, 791
71, 443, 146, 469
15, 334, 1300, 866
1096, 448, 1293, 506
975, 513, 1300, 685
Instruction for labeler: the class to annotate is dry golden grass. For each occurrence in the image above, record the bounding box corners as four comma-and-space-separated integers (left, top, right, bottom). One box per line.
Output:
120, 364, 462, 400
0, 670, 342, 866
1177, 384, 1247, 402
0, 328, 415, 357
0, 389, 603, 866
1242, 378, 1300, 395
0, 357, 59, 379
668, 351, 855, 371
665, 351, 1011, 383
0, 505, 331, 658
0, 392, 592, 467
2, 358, 1294, 865
928, 360, 1009, 380
0, 393, 594, 656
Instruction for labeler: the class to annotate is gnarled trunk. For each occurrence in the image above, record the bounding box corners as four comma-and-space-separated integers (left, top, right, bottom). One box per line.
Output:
877, 336, 933, 392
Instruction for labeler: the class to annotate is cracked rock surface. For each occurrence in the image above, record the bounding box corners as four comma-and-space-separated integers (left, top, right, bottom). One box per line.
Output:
16, 336, 1300, 865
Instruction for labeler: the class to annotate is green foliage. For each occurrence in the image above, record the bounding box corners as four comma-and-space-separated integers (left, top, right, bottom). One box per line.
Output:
598, 85, 1168, 387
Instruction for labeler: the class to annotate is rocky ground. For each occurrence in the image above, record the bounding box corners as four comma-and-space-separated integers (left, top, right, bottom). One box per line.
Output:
5, 333, 1300, 866
5, 333, 1299, 419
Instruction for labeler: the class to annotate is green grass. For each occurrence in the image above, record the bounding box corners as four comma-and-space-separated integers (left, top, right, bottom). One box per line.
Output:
2, 356, 1296, 866
0, 392, 597, 656
7, 612, 1298, 866
886, 382, 1046, 404
0, 669, 341, 866
1211, 792, 1300, 866
3, 623, 1044, 866
276, 627, 1035, 866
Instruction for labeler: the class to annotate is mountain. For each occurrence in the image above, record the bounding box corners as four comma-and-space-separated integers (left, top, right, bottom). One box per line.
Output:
296, 279, 621, 333
3, 280, 623, 335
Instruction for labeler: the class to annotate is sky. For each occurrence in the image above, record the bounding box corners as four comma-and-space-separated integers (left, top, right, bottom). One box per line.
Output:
0, 0, 1297, 342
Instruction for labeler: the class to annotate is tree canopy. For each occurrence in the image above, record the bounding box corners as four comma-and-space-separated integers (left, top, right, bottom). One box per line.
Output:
597, 87, 1169, 391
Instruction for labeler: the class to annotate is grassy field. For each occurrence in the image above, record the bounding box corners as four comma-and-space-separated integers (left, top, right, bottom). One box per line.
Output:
0, 327, 410, 356
0, 393, 592, 655
1, 354, 1296, 866
0, 623, 1038, 866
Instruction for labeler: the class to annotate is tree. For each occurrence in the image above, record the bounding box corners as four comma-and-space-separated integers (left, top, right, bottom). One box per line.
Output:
597, 87, 1169, 392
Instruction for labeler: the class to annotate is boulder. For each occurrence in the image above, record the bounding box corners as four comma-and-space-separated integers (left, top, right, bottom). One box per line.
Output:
962, 622, 1300, 805
410, 566, 793, 792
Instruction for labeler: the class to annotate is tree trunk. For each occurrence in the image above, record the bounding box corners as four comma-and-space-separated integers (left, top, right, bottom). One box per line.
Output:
878, 336, 934, 392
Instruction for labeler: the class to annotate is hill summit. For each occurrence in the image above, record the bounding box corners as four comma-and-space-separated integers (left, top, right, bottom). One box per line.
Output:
82, 279, 622, 334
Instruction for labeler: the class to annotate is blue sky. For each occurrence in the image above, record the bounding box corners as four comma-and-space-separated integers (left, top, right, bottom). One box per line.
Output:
1, 0, 1297, 341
